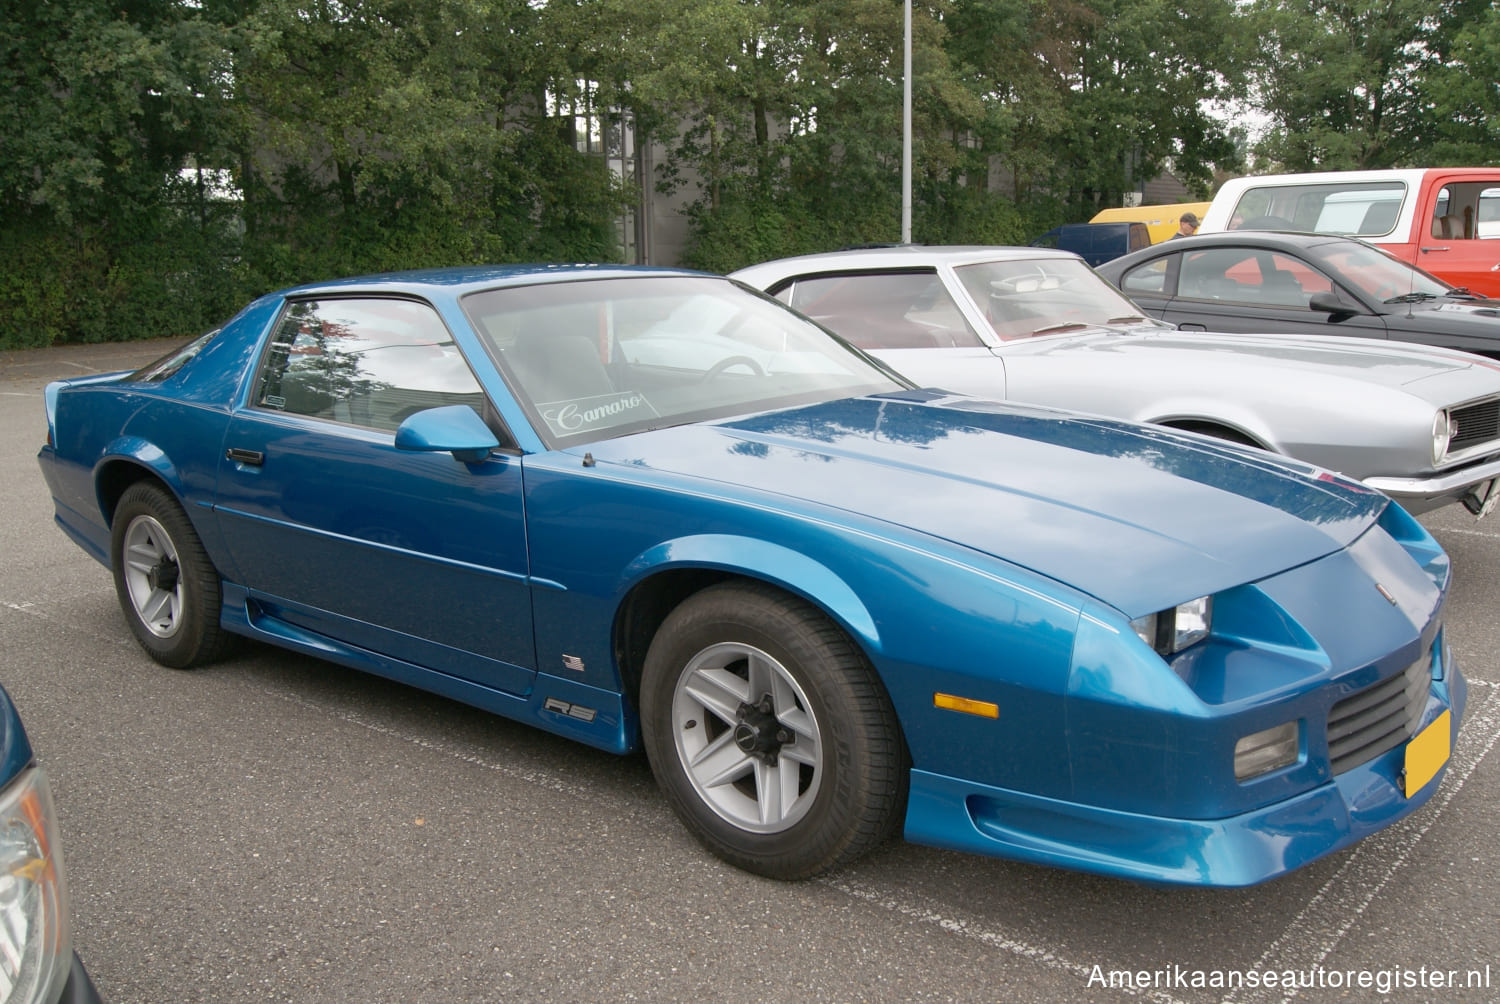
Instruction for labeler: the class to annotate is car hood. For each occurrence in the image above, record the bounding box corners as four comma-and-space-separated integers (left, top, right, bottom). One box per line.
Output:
586, 391, 1387, 616
1410, 297, 1500, 325
1003, 324, 1497, 393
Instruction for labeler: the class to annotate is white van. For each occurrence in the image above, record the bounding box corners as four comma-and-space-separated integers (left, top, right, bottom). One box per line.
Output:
1200, 168, 1500, 296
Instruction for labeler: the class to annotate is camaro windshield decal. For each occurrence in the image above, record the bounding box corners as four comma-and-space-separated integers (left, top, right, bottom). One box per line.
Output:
538, 391, 660, 437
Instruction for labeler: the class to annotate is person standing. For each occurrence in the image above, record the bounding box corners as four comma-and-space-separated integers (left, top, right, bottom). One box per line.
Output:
1170, 211, 1199, 239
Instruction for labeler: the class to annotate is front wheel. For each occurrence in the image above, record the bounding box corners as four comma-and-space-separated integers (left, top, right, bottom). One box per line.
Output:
110, 481, 233, 669
640, 582, 907, 879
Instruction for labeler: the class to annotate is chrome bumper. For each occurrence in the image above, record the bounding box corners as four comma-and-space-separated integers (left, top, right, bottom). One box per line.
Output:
1364, 455, 1500, 515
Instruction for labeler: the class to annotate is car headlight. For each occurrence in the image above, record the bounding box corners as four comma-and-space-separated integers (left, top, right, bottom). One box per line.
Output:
0, 766, 71, 1004
1131, 596, 1212, 656
1433, 410, 1454, 465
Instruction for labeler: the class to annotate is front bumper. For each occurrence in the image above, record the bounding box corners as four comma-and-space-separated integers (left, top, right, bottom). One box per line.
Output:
902, 660, 1467, 887
57, 953, 103, 1004
1365, 455, 1500, 514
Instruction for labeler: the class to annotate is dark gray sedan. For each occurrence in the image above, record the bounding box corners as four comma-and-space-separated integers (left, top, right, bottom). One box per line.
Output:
1095, 230, 1500, 359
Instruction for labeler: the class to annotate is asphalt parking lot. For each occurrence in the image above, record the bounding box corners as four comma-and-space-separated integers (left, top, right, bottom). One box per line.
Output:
2, 339, 1496, 1003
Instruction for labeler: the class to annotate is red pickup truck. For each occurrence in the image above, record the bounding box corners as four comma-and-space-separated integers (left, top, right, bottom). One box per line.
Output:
1199, 168, 1500, 297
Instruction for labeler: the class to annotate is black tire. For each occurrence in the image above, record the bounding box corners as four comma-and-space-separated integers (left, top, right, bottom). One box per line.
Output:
109, 481, 233, 669
640, 581, 907, 879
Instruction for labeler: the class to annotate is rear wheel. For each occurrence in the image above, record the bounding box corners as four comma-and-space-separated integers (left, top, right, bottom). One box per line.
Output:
110, 482, 232, 669
640, 582, 906, 879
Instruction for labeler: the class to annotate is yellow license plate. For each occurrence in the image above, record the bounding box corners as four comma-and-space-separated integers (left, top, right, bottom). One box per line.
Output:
1404, 710, 1451, 798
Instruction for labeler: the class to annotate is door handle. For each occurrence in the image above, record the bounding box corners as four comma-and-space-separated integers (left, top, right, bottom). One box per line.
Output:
1420, 246, 1451, 253
226, 447, 265, 466
1176, 323, 1207, 331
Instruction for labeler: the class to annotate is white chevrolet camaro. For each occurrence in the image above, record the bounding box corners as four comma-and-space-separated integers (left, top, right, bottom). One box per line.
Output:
732, 245, 1500, 517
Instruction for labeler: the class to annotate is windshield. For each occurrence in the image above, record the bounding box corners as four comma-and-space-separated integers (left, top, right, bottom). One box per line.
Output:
462, 275, 904, 447
952, 258, 1150, 340
1307, 240, 1450, 301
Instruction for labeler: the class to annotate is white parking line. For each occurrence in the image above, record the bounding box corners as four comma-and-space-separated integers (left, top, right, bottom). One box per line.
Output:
1232, 679, 1500, 1004
1431, 525, 1500, 540
236, 658, 1497, 1004
246, 679, 609, 801
820, 876, 1192, 1004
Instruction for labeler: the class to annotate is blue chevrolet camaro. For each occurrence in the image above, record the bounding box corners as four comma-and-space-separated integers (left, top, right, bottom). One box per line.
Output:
38, 266, 1465, 884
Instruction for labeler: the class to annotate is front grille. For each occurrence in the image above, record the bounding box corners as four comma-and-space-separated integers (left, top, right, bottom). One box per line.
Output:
1327, 658, 1428, 775
1449, 398, 1500, 452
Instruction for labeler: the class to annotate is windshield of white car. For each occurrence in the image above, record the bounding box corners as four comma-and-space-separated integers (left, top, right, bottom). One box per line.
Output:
462, 276, 905, 448
952, 258, 1147, 340
1307, 241, 1450, 302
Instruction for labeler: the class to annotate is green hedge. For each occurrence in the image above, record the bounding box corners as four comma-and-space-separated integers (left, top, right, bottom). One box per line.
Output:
0, 209, 253, 349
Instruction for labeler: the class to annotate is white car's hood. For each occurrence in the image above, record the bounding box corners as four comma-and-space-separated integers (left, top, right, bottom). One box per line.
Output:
1004, 327, 1500, 400
875, 326, 1500, 409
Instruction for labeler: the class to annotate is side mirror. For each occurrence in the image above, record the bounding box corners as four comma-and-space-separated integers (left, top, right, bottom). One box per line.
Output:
1308, 291, 1356, 315
395, 405, 500, 463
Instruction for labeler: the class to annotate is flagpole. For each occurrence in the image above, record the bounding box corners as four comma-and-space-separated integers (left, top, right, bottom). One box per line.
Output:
901, 0, 912, 244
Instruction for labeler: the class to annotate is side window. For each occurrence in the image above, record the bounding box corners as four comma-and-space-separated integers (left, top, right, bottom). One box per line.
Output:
1266, 253, 1334, 303
1430, 183, 1500, 240
784, 272, 984, 348
1179, 249, 1256, 301
1179, 250, 1329, 307
254, 298, 487, 433
1231, 182, 1405, 235
1120, 258, 1170, 295
1479, 188, 1500, 238
1431, 186, 1467, 240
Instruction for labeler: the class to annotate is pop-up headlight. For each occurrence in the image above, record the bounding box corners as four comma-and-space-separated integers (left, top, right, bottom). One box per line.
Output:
1131, 596, 1213, 657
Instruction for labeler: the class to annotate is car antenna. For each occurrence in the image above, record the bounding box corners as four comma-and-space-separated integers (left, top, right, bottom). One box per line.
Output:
1399, 237, 1417, 318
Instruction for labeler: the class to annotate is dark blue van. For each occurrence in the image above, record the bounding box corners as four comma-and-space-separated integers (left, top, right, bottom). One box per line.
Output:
1030, 222, 1152, 266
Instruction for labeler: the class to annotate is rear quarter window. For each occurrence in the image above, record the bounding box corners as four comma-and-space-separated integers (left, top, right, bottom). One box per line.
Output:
125, 330, 219, 383
1120, 258, 1170, 295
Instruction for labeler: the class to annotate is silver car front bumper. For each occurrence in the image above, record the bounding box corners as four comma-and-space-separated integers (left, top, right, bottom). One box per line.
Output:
1365, 456, 1500, 516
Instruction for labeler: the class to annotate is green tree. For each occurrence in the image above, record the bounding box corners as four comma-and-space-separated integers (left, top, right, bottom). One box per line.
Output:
1421, 1, 1500, 165
1246, 0, 1440, 170
948, 0, 1243, 218
230, 0, 505, 283
0, 0, 244, 346
227, 0, 635, 287
627, 0, 1247, 271
587, 0, 995, 269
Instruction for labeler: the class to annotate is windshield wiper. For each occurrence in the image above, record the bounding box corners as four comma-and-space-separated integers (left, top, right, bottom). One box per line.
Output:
1105, 315, 1149, 324
1031, 321, 1093, 335
1445, 286, 1481, 299
1382, 291, 1439, 304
